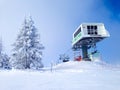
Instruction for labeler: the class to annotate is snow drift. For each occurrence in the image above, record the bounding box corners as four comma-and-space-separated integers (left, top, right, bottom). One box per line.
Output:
0, 61, 120, 90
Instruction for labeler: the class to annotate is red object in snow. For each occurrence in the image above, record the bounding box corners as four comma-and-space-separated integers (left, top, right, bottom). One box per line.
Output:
75, 56, 82, 61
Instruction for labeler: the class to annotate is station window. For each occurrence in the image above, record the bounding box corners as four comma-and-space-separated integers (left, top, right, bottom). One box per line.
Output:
87, 25, 97, 35
87, 26, 90, 30
74, 27, 81, 37
94, 26, 97, 30
91, 26, 93, 29
88, 29, 90, 34
94, 29, 98, 35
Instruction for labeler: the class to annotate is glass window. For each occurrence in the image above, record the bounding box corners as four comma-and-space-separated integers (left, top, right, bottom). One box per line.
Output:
91, 26, 93, 29
95, 32, 97, 35
94, 26, 97, 30
87, 26, 90, 29
74, 27, 81, 37
87, 25, 98, 35
88, 29, 90, 34
91, 29, 93, 34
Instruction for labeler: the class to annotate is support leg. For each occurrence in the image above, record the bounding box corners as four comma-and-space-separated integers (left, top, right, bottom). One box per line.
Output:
82, 45, 91, 61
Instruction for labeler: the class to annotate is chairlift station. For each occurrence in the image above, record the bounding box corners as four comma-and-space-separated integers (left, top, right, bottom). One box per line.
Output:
72, 23, 110, 61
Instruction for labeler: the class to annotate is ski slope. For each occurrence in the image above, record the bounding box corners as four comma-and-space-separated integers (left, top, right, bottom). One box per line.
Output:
0, 61, 120, 90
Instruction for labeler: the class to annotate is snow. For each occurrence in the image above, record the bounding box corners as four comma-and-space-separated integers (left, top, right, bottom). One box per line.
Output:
11, 16, 44, 69
0, 61, 120, 90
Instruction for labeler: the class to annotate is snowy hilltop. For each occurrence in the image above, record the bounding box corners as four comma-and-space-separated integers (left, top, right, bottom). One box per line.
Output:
0, 60, 120, 90
50, 60, 120, 72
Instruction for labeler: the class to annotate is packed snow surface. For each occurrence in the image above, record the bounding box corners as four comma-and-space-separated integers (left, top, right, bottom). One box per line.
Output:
0, 61, 120, 90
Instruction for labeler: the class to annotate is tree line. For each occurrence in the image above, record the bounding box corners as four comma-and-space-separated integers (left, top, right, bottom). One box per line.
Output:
0, 16, 44, 70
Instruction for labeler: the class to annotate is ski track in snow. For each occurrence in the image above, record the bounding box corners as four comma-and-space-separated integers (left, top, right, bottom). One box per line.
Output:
0, 61, 120, 90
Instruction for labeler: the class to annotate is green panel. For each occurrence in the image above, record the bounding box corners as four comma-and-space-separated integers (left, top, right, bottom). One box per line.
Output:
72, 32, 82, 45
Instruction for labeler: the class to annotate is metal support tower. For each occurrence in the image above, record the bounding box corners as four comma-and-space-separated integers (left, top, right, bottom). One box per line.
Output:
81, 45, 89, 60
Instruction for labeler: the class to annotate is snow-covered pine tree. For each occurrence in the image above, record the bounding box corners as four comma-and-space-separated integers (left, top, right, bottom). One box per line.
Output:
0, 40, 11, 69
11, 16, 44, 70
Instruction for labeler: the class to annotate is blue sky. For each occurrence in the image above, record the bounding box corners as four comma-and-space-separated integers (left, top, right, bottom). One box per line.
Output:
0, 0, 120, 66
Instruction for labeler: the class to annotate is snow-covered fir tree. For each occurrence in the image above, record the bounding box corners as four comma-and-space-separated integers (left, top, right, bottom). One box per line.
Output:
11, 16, 44, 69
0, 40, 11, 69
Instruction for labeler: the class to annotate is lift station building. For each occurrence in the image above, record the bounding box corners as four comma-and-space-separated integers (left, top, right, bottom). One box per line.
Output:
72, 23, 110, 61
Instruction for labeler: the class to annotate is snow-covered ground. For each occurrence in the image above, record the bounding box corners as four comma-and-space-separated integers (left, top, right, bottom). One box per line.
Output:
0, 61, 120, 90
